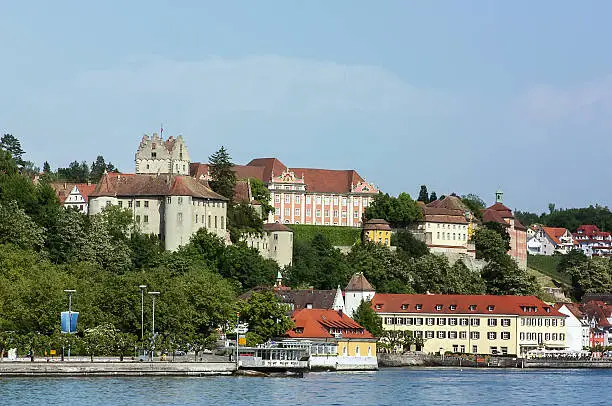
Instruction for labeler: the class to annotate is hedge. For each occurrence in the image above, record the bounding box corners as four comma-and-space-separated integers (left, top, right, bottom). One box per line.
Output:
287, 224, 361, 246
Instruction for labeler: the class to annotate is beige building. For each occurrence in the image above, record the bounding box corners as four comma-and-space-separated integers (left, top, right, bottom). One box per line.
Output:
372, 293, 568, 356
135, 133, 190, 176
242, 223, 294, 268
412, 195, 476, 259
89, 172, 227, 251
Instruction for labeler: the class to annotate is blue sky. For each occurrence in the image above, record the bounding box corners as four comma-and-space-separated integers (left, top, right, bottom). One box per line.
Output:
2, 1, 612, 213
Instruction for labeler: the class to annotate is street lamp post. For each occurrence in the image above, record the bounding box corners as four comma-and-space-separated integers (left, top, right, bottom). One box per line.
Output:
64, 289, 76, 360
139, 285, 147, 358
148, 291, 160, 361
236, 312, 240, 371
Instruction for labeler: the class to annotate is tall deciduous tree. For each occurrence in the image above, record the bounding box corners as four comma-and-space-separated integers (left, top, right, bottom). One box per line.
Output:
209, 146, 236, 202
364, 192, 422, 228
240, 291, 293, 341
352, 300, 383, 337
249, 177, 274, 218
394, 230, 429, 259
0, 201, 45, 250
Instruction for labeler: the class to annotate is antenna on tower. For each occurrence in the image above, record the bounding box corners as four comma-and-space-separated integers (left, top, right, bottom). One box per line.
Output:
160, 123, 164, 138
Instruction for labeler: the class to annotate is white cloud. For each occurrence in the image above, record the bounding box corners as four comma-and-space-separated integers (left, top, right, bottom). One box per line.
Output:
72, 55, 461, 117
520, 75, 612, 127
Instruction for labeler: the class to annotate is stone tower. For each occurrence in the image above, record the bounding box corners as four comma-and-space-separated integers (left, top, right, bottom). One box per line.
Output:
344, 273, 376, 318
135, 133, 190, 175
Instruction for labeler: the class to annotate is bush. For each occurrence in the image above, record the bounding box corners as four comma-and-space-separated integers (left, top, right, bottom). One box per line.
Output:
287, 224, 361, 246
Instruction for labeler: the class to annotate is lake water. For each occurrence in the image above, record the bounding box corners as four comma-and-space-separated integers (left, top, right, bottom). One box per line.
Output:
0, 368, 608, 405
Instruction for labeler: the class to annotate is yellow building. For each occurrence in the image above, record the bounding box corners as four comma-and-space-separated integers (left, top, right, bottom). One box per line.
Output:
362, 218, 392, 246
372, 294, 567, 356
286, 308, 378, 370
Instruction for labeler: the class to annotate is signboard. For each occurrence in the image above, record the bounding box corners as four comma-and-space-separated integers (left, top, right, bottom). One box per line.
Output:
238, 335, 246, 346
61, 311, 79, 333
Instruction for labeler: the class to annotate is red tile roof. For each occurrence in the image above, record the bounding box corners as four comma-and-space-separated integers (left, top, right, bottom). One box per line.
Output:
486, 202, 514, 218
482, 208, 508, 226
290, 168, 366, 194
286, 309, 374, 339
189, 163, 266, 181
247, 158, 288, 181
263, 223, 292, 232
371, 293, 566, 317
233, 180, 251, 203
542, 227, 570, 245
75, 183, 97, 202
90, 173, 227, 200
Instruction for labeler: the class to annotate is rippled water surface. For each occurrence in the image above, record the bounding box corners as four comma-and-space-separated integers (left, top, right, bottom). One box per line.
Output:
1, 368, 609, 405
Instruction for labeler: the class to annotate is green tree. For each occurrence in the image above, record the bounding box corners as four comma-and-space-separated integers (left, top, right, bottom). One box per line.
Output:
45, 208, 89, 264
481, 253, 540, 296
557, 249, 588, 275
393, 230, 429, 258
411, 254, 485, 294
0, 149, 18, 175
461, 193, 485, 219
346, 242, 414, 293
514, 210, 542, 228
565, 257, 612, 301
209, 146, 236, 202
42, 161, 51, 174
57, 160, 90, 183
417, 185, 429, 203
226, 203, 263, 243
0, 134, 25, 166
240, 291, 293, 341
482, 222, 511, 252
285, 233, 352, 290
0, 201, 45, 250
364, 192, 422, 228
352, 300, 383, 337
218, 243, 278, 291
249, 178, 273, 218
473, 228, 508, 261
429, 191, 437, 202
90, 155, 107, 183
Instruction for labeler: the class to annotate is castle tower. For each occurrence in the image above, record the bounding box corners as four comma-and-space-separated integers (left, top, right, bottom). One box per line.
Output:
135, 133, 190, 175
495, 188, 504, 204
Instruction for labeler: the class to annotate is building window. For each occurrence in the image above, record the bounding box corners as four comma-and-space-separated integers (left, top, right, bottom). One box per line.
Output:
426, 318, 435, 326
178, 197, 183, 205
437, 318, 446, 326
426, 331, 434, 339
143, 215, 148, 223
448, 331, 457, 339
470, 332, 480, 340
306, 196, 311, 204
459, 331, 467, 339
437, 331, 446, 339
472, 345, 478, 354
501, 319, 511, 327
144, 200, 149, 208
469, 305, 477, 311
215, 216, 218, 228
208, 215, 211, 228
295, 195, 301, 204
177, 213, 183, 224
316, 196, 322, 204
316, 209, 321, 217
435, 304, 443, 311
136, 215, 140, 223
306, 208, 311, 217
353, 211, 359, 218
324, 197, 330, 205
195, 214, 198, 223
221, 216, 224, 229
501, 347, 508, 355
488, 319, 497, 327
333, 210, 338, 217
487, 332, 497, 340
324, 210, 330, 217
284, 195, 290, 204
167, 197, 171, 204
285, 208, 290, 216
470, 319, 480, 326
487, 305, 495, 311
490, 347, 498, 355
275, 195, 280, 203
136, 200, 141, 208
450, 305, 457, 311
128, 201, 133, 208
295, 208, 300, 216
118, 201, 123, 208
460, 318, 468, 326
449, 318, 457, 326
415, 304, 422, 310
342, 211, 347, 218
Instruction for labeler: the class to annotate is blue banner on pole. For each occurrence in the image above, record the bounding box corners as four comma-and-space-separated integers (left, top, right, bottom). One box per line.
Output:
61, 312, 79, 333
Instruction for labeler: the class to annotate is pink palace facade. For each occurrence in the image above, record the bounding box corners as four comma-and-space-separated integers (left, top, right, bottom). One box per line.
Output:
191, 157, 379, 227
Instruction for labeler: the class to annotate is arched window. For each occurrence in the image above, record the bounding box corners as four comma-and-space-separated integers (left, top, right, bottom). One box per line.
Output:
355, 346, 360, 356
368, 346, 372, 356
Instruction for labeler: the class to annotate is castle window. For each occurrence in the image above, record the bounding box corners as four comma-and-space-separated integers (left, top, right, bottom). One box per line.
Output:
136, 215, 141, 223
215, 216, 218, 228
151, 152, 157, 158
136, 201, 140, 208
143, 215, 148, 223
152, 143, 156, 149
167, 197, 171, 204
128, 201, 133, 208
144, 200, 149, 208
195, 214, 198, 223
118, 201, 123, 208
221, 216, 224, 229
208, 215, 211, 228
177, 213, 183, 224
178, 197, 183, 205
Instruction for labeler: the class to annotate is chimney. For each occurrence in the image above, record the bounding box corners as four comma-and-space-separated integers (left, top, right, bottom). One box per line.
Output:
338, 309, 343, 318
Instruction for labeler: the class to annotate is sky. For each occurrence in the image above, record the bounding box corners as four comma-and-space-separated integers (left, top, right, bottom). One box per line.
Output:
2, 1, 612, 213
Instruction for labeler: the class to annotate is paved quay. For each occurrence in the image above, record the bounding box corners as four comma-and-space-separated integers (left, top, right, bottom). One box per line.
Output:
0, 359, 236, 377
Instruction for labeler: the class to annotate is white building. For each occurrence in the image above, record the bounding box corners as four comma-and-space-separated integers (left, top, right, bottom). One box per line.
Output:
530, 227, 575, 256
556, 303, 590, 351
89, 172, 227, 251
50, 182, 97, 214
242, 223, 294, 268
344, 273, 376, 318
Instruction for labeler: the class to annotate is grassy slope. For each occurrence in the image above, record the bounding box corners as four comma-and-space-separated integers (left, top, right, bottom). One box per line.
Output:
287, 224, 361, 246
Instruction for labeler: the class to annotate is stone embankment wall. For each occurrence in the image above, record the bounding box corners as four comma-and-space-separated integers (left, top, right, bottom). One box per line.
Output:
525, 360, 612, 368
0, 362, 236, 377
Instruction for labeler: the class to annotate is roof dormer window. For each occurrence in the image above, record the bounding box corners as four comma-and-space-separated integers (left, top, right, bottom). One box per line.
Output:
435, 304, 443, 311
544, 307, 551, 313
469, 305, 477, 311
401, 304, 408, 310
415, 304, 422, 310
450, 305, 457, 311
375, 304, 382, 310
487, 305, 495, 311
